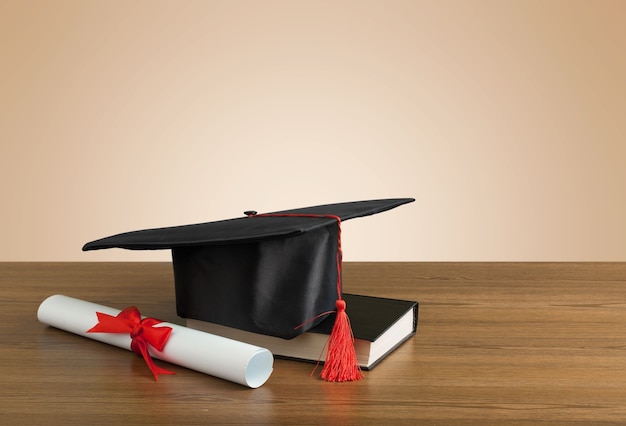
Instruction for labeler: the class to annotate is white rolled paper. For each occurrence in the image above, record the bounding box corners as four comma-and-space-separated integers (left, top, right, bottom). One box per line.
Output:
37, 294, 273, 388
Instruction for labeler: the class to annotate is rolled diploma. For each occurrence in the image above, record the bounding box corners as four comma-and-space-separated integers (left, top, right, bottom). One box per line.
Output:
37, 294, 273, 388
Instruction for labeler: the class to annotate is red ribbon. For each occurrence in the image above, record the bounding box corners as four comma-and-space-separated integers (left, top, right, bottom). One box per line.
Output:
87, 306, 175, 381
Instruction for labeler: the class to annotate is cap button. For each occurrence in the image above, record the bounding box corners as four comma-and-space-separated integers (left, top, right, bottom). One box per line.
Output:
244, 210, 258, 217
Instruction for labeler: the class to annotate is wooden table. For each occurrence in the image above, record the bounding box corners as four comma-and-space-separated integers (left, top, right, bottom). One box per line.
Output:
2, 262, 626, 424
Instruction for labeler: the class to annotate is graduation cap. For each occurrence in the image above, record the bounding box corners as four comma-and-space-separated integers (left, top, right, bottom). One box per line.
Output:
83, 198, 415, 381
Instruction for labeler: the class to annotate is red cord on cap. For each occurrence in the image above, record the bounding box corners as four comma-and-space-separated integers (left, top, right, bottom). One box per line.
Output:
252, 213, 362, 382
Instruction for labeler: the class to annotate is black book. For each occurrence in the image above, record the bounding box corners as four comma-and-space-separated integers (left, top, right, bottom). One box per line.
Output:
186, 294, 418, 370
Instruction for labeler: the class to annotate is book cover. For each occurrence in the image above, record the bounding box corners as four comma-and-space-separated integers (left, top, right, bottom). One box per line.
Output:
187, 293, 418, 370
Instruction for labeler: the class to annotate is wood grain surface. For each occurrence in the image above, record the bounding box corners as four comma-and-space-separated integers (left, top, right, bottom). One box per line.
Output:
1, 262, 625, 425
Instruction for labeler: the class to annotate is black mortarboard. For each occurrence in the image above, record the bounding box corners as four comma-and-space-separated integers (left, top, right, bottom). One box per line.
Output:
83, 198, 414, 337
83, 198, 414, 381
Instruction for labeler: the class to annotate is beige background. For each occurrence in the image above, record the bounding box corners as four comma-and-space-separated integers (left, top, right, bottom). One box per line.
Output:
1, 0, 625, 261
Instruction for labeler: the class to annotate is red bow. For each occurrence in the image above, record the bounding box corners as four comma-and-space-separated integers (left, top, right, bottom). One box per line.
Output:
87, 306, 175, 381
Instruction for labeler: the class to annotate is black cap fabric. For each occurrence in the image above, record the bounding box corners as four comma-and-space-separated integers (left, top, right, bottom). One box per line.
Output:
83, 198, 414, 339
83, 198, 414, 250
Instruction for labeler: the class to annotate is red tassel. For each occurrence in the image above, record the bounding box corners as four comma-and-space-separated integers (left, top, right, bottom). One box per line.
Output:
250, 212, 362, 381
320, 299, 362, 382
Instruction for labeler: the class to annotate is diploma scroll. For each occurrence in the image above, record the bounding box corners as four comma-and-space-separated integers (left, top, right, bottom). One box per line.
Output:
37, 295, 274, 388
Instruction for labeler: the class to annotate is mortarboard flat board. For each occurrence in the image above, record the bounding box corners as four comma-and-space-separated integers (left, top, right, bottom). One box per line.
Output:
83, 198, 415, 341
